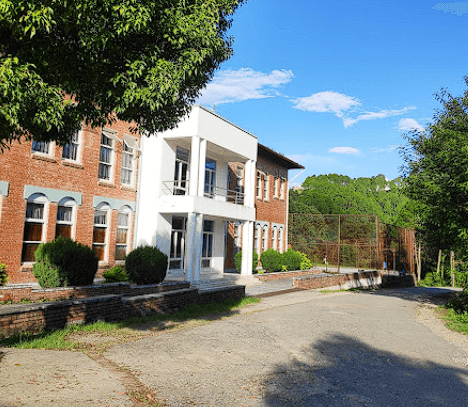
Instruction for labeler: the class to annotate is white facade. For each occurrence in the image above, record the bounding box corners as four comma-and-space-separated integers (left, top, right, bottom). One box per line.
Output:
135, 106, 257, 282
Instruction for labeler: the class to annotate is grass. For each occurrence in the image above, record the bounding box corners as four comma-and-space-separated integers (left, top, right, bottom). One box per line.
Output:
441, 308, 468, 335
0, 296, 260, 349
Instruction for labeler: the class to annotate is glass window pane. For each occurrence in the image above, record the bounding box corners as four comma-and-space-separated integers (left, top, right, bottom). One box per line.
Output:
116, 228, 128, 244
22, 243, 40, 262
23, 222, 43, 241
94, 211, 107, 225
26, 203, 44, 220
115, 245, 127, 261
57, 206, 72, 222
117, 212, 129, 227
93, 226, 107, 243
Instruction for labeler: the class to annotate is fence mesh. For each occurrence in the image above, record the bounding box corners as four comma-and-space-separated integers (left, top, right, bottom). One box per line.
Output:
288, 214, 415, 273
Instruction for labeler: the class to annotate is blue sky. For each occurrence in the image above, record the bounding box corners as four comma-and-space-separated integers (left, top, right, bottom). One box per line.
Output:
197, 0, 468, 186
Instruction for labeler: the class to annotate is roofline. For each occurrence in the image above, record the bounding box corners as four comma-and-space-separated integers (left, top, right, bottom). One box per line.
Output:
258, 143, 305, 170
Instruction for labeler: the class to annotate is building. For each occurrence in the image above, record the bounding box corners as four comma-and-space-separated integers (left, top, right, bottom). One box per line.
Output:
0, 121, 140, 284
0, 105, 303, 285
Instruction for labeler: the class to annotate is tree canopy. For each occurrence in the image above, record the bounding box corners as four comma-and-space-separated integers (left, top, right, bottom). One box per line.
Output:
0, 0, 244, 148
290, 174, 410, 226
401, 79, 468, 258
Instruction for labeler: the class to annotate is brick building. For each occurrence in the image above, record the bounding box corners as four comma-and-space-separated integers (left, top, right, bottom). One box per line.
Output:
0, 106, 302, 284
0, 121, 140, 284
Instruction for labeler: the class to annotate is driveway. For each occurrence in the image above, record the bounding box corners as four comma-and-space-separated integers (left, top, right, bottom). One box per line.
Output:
1, 287, 468, 406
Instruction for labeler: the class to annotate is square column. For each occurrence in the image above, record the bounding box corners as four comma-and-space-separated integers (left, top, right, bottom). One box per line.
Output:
244, 159, 256, 208
184, 212, 203, 282
197, 139, 207, 197
189, 136, 201, 196
241, 220, 254, 275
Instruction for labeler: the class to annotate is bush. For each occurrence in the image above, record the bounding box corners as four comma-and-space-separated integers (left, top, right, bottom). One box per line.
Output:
260, 249, 282, 272
299, 252, 312, 270
102, 265, 129, 283
280, 249, 303, 271
33, 237, 98, 288
234, 250, 259, 273
0, 262, 8, 286
125, 246, 167, 285
447, 287, 468, 314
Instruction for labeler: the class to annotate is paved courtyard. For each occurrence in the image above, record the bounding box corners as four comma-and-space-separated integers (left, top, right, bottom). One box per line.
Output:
1, 287, 468, 406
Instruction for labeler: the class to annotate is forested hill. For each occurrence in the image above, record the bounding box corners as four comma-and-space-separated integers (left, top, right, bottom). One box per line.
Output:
289, 174, 411, 226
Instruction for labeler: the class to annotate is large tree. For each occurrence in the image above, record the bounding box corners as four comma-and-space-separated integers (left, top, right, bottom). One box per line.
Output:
401, 79, 468, 258
0, 0, 244, 148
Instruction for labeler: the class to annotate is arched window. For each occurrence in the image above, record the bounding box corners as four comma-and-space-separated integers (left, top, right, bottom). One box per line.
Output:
93, 202, 110, 261
22, 193, 48, 262
56, 197, 76, 239
262, 225, 268, 253
272, 226, 277, 251
277, 228, 283, 253
115, 206, 132, 260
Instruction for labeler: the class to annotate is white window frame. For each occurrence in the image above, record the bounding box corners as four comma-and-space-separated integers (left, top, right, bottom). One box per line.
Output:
280, 178, 286, 200
235, 165, 244, 204
120, 141, 135, 186
31, 140, 52, 155
204, 158, 216, 198
262, 225, 268, 252
277, 228, 283, 253
274, 177, 280, 198
98, 133, 114, 181
256, 171, 262, 199
169, 216, 186, 270
234, 223, 242, 257
55, 197, 76, 239
22, 193, 48, 263
254, 224, 261, 254
93, 202, 110, 261
174, 147, 190, 195
263, 174, 269, 202
115, 206, 132, 261
62, 130, 81, 162
201, 220, 214, 268
272, 227, 277, 251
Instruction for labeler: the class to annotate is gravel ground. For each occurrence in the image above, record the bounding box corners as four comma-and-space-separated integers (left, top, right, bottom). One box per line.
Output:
1, 287, 468, 406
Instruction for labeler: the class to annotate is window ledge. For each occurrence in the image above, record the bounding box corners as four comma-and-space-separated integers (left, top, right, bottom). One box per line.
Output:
62, 160, 84, 169
97, 180, 116, 189
20, 264, 34, 272
121, 185, 136, 192
31, 154, 57, 164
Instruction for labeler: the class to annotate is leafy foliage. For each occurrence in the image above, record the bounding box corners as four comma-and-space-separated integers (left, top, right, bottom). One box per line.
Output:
290, 174, 410, 226
33, 237, 98, 288
259, 249, 282, 272
280, 249, 303, 271
125, 246, 167, 285
102, 265, 129, 283
0, 0, 244, 149
0, 262, 8, 286
401, 79, 468, 259
234, 250, 259, 273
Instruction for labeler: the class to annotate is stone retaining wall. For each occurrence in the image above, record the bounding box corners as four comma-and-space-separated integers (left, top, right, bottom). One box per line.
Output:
294, 271, 382, 290
256, 269, 322, 282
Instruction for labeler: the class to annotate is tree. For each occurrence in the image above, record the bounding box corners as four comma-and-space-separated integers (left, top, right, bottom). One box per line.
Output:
401, 78, 468, 259
0, 0, 244, 149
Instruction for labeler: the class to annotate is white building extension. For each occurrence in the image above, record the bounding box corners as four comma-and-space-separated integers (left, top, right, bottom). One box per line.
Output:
135, 105, 257, 282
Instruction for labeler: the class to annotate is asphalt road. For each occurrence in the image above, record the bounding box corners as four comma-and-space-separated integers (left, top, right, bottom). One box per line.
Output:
1, 287, 468, 406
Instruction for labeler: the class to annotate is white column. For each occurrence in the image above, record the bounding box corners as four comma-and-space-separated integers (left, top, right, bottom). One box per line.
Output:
184, 212, 198, 282
189, 136, 200, 196
244, 159, 256, 207
193, 213, 203, 282
197, 139, 207, 197
241, 220, 254, 275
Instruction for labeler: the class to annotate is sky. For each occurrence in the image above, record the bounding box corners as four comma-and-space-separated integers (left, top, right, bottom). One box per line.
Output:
197, 0, 468, 186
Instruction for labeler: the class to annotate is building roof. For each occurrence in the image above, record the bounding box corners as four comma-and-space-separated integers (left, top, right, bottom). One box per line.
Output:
257, 143, 304, 170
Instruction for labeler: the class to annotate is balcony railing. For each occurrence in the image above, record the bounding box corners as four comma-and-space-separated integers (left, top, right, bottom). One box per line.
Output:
162, 180, 245, 205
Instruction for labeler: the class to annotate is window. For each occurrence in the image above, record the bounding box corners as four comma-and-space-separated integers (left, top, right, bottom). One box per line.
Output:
93, 203, 110, 261
254, 224, 261, 254
62, 131, 80, 161
277, 228, 283, 253
256, 171, 262, 199
55, 197, 76, 239
262, 225, 268, 252
280, 178, 286, 200
22, 193, 47, 262
120, 142, 134, 185
274, 177, 279, 198
263, 174, 269, 201
31, 141, 50, 155
169, 216, 186, 269
204, 158, 216, 198
115, 207, 131, 260
174, 147, 190, 195
235, 166, 244, 204
234, 223, 242, 257
272, 227, 277, 250
201, 220, 214, 268
98, 133, 113, 181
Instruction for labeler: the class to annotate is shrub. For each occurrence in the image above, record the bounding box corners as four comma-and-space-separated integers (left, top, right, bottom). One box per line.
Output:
234, 250, 259, 273
260, 249, 282, 272
33, 237, 98, 288
0, 262, 8, 286
447, 287, 468, 313
102, 265, 129, 283
299, 252, 312, 270
125, 246, 167, 285
280, 249, 303, 271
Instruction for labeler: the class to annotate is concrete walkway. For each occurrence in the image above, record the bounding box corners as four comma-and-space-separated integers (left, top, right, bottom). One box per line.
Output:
1, 287, 467, 406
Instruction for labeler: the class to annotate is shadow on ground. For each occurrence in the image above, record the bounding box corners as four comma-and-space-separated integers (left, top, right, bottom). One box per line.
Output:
362, 286, 460, 306
263, 334, 468, 406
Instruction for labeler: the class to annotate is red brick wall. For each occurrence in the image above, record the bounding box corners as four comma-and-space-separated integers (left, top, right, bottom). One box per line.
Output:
0, 121, 140, 283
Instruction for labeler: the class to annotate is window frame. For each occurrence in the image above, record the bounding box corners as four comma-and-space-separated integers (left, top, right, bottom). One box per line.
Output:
173, 147, 190, 195
98, 133, 114, 182
62, 130, 81, 162
201, 220, 214, 268
120, 141, 135, 186
55, 197, 76, 240
262, 225, 268, 253
169, 216, 186, 270
92, 203, 110, 262
263, 174, 269, 202
115, 206, 132, 261
22, 193, 48, 263
31, 140, 52, 156
204, 158, 216, 198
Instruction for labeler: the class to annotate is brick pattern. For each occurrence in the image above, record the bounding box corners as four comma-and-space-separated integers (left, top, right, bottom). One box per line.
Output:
0, 283, 245, 338
0, 120, 140, 284
293, 271, 383, 290
256, 269, 322, 282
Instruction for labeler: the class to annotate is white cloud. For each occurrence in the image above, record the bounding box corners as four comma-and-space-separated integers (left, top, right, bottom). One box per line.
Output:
433, 3, 468, 16
342, 107, 416, 128
370, 144, 401, 153
329, 147, 360, 155
197, 68, 294, 106
292, 91, 361, 116
398, 118, 425, 132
